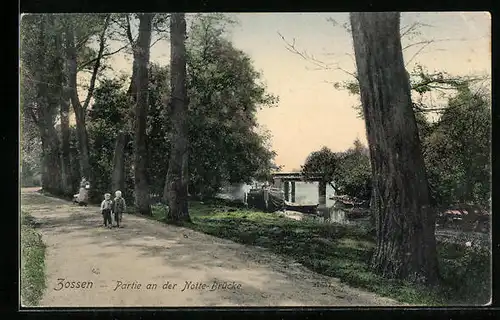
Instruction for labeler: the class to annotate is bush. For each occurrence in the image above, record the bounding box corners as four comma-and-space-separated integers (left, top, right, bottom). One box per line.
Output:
438, 241, 491, 304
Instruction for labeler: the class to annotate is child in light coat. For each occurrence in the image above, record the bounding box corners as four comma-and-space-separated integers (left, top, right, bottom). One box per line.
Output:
113, 190, 126, 228
100, 193, 113, 228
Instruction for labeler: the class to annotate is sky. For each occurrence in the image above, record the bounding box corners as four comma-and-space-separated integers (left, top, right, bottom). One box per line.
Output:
93, 12, 491, 171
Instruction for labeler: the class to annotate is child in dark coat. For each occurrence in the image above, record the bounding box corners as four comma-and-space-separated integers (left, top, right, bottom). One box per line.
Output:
100, 193, 113, 228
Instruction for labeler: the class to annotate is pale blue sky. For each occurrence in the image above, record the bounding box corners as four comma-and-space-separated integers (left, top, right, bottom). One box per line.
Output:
106, 12, 491, 170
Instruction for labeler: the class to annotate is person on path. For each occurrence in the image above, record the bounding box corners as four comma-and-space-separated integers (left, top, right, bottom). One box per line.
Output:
100, 193, 113, 228
75, 177, 90, 206
113, 190, 126, 228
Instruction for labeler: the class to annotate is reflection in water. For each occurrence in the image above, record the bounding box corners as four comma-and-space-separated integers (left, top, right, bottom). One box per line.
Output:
299, 205, 357, 225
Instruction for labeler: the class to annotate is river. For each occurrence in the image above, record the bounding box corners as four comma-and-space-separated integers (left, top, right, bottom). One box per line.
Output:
218, 182, 363, 225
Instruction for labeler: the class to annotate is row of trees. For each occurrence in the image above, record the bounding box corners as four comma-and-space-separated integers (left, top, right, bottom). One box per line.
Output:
21, 13, 279, 222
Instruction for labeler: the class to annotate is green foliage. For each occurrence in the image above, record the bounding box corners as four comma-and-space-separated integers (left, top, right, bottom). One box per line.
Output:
334, 139, 372, 200
185, 15, 278, 197
438, 240, 491, 305
146, 63, 171, 196
21, 115, 42, 187
301, 146, 337, 183
332, 61, 490, 209
301, 139, 372, 200
423, 85, 491, 208
87, 78, 130, 198
22, 13, 278, 203
20, 14, 65, 123
87, 16, 279, 201
20, 210, 47, 306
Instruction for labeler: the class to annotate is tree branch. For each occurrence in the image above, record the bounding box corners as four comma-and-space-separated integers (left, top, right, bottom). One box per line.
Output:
74, 29, 97, 50
82, 14, 111, 110
125, 14, 135, 46
78, 43, 129, 71
150, 35, 165, 48
405, 41, 434, 66
278, 31, 358, 80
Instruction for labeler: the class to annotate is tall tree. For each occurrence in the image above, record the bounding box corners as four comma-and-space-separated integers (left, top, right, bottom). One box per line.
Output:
164, 13, 191, 223
133, 13, 154, 216
111, 14, 138, 196
59, 66, 73, 195
185, 14, 278, 198
63, 14, 111, 191
110, 13, 169, 199
350, 12, 439, 284
21, 14, 64, 194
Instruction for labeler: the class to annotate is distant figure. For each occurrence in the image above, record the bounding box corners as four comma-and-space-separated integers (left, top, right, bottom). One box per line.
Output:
262, 181, 270, 209
242, 184, 251, 206
113, 190, 126, 228
100, 193, 113, 228
73, 177, 90, 206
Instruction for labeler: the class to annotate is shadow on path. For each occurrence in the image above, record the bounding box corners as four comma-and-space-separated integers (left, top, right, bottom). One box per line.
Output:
21, 189, 402, 307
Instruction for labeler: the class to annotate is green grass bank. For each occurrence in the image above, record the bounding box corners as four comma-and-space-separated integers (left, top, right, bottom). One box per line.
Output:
20, 210, 47, 306
138, 200, 491, 306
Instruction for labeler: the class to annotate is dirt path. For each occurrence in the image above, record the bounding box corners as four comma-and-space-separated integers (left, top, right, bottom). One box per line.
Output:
21, 188, 403, 307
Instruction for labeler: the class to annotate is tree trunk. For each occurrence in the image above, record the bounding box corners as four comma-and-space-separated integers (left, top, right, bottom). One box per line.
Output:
64, 17, 109, 197
111, 132, 127, 194
112, 19, 138, 202
40, 124, 62, 194
59, 87, 72, 195
73, 109, 92, 180
64, 26, 92, 183
163, 13, 191, 223
350, 12, 439, 284
111, 63, 137, 199
36, 15, 63, 195
133, 13, 153, 216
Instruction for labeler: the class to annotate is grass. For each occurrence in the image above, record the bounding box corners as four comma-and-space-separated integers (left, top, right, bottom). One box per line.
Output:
143, 200, 491, 306
20, 210, 47, 306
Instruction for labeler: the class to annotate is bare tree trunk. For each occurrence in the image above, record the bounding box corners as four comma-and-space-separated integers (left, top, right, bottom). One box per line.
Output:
74, 108, 92, 180
58, 22, 72, 195
133, 13, 153, 216
163, 13, 191, 223
111, 132, 127, 193
64, 16, 110, 197
37, 15, 63, 195
59, 88, 73, 195
350, 12, 439, 284
39, 117, 62, 194
65, 27, 92, 182
112, 16, 138, 201
111, 68, 136, 198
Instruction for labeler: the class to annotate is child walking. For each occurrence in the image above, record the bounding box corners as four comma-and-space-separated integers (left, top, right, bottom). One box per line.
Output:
113, 190, 126, 228
101, 193, 113, 228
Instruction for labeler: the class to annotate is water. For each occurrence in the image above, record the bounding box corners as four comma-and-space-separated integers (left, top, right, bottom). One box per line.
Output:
218, 182, 367, 224
219, 181, 336, 205
290, 181, 336, 206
